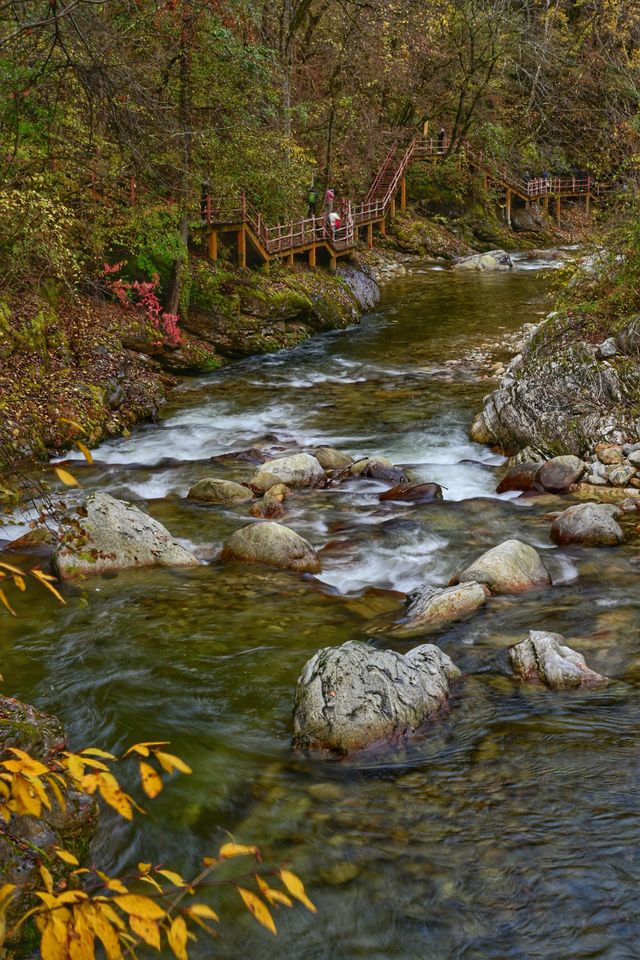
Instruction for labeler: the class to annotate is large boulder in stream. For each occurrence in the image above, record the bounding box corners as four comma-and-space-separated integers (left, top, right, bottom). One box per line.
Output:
220, 521, 321, 573
53, 493, 199, 579
251, 453, 324, 493
187, 477, 253, 504
509, 631, 606, 689
452, 539, 551, 595
537, 455, 585, 492
396, 581, 488, 633
453, 250, 514, 271
292, 640, 460, 755
550, 502, 623, 546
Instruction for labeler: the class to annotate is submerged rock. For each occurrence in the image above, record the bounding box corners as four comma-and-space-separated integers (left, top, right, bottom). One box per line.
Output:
54, 493, 199, 579
251, 453, 324, 492
292, 640, 460, 754
509, 630, 606, 689
452, 539, 551, 595
496, 461, 544, 494
220, 521, 320, 573
312, 447, 354, 471
453, 250, 514, 271
537, 455, 585, 492
187, 478, 253, 504
550, 502, 623, 546
249, 484, 289, 519
348, 457, 408, 484
379, 482, 443, 504
398, 581, 488, 632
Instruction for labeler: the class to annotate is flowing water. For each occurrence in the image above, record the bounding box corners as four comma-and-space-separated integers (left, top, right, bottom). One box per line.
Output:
4, 254, 640, 959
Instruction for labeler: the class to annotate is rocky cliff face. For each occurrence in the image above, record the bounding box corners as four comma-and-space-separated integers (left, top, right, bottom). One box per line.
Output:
470, 307, 640, 459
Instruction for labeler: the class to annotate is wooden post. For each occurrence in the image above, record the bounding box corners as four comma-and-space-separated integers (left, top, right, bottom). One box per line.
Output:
207, 231, 218, 261
556, 197, 561, 227
379, 218, 386, 237
543, 195, 549, 214
287, 251, 294, 267
400, 178, 407, 212
308, 243, 316, 268
585, 192, 590, 215
367, 222, 373, 249
330, 253, 337, 271
237, 227, 246, 268
505, 189, 512, 227
390, 196, 396, 217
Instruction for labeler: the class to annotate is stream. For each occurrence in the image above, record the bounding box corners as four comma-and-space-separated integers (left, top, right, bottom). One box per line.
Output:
3, 254, 640, 959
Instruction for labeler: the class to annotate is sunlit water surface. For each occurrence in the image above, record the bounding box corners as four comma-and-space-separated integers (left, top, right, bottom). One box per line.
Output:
4, 254, 640, 959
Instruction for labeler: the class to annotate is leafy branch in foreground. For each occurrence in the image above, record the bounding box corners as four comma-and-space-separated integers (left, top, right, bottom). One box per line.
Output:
0, 739, 316, 958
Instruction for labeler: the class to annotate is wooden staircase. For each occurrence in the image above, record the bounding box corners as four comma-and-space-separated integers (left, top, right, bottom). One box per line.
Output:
199, 136, 610, 268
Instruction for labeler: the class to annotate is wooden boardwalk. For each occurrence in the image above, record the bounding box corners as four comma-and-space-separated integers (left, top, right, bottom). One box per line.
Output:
199, 137, 609, 268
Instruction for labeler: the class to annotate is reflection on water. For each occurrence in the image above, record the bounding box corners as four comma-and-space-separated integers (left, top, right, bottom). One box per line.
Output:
3, 258, 639, 959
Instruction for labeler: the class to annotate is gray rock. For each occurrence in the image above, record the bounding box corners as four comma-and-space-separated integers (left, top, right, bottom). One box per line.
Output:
292, 640, 460, 754
398, 581, 488, 632
606, 464, 636, 487
187, 478, 253, 504
596, 337, 618, 359
312, 447, 354, 471
220, 521, 320, 573
54, 493, 199, 579
628, 449, 640, 467
337, 265, 380, 312
585, 474, 608, 486
453, 250, 514, 271
251, 453, 324, 492
509, 630, 606, 689
452, 539, 551, 595
537, 455, 585, 492
550, 502, 623, 546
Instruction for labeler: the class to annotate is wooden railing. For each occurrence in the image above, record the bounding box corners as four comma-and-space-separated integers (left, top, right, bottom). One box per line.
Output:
199, 135, 611, 259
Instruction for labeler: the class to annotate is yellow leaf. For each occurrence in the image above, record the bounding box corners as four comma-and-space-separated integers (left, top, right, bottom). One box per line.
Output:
12, 574, 25, 592
156, 869, 184, 887
185, 903, 219, 922
81, 748, 116, 760
167, 915, 188, 960
39, 864, 54, 894
53, 847, 79, 866
31, 569, 66, 605
113, 895, 166, 920
40, 919, 68, 960
76, 441, 93, 464
219, 842, 259, 859
0, 883, 16, 904
48, 774, 67, 813
63, 754, 86, 782
0, 561, 24, 575
123, 741, 168, 758
86, 904, 124, 959
129, 912, 160, 949
139, 875, 163, 892
279, 870, 317, 913
139, 761, 163, 799
202, 857, 218, 867
137, 863, 152, 874
0, 587, 16, 616
97, 772, 133, 820
105, 878, 128, 894
59, 417, 85, 433
155, 751, 192, 775
237, 887, 276, 934
255, 876, 292, 908
54, 467, 79, 487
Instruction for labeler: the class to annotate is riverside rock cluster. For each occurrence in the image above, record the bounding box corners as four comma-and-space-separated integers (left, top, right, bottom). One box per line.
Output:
42, 436, 619, 757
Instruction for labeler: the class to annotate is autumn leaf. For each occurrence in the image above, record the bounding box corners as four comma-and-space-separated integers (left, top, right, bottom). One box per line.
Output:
279, 870, 317, 913
129, 912, 160, 950
154, 751, 192, 775
167, 915, 188, 960
53, 846, 79, 866
113, 894, 166, 920
53, 466, 79, 487
139, 761, 163, 799
76, 441, 93, 464
237, 887, 276, 934
219, 842, 259, 859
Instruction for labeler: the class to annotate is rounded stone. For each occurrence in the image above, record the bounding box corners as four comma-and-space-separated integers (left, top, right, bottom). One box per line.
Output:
220, 521, 321, 573
550, 502, 623, 546
452, 539, 551, 595
379, 482, 443, 504
496, 462, 544, 494
251, 453, 324, 492
537, 455, 586, 492
187, 478, 253, 504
